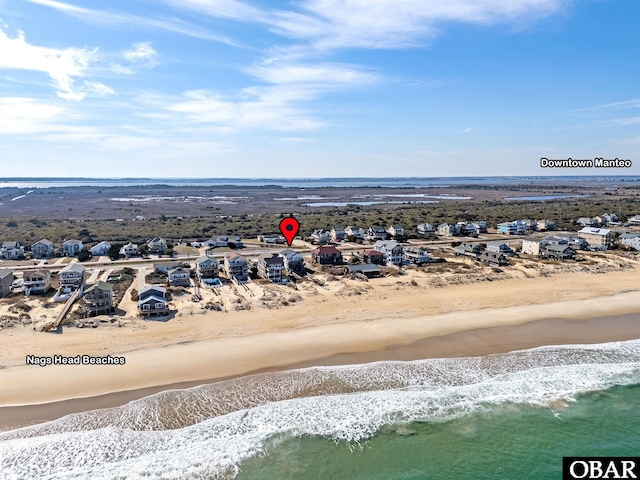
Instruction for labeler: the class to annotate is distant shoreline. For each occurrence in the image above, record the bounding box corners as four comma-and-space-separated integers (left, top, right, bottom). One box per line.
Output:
1, 312, 639, 432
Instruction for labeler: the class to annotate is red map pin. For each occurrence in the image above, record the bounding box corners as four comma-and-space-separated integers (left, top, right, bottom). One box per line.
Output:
279, 216, 300, 247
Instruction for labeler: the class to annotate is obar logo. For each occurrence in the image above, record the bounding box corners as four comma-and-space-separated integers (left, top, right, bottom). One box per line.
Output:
564, 457, 639, 479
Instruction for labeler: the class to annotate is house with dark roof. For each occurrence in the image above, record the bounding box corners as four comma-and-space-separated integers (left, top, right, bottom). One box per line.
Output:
361, 249, 385, 265
365, 226, 387, 241
345, 264, 381, 278
453, 242, 482, 257
540, 243, 575, 260
479, 251, 509, 266
280, 249, 305, 274
257, 253, 286, 284
138, 285, 169, 317
83, 281, 114, 315
1, 241, 24, 260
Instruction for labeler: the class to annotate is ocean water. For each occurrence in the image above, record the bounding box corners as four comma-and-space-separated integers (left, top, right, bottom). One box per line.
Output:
1, 340, 640, 479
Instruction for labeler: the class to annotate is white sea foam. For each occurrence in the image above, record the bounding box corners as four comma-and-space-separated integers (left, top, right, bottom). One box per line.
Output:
2, 340, 640, 479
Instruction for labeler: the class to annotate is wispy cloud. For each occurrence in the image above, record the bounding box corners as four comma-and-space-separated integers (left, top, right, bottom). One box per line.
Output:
26, 0, 240, 45
0, 97, 64, 133
112, 42, 159, 75
0, 27, 98, 100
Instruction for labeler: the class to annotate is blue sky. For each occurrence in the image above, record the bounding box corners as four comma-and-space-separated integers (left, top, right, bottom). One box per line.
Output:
0, 0, 639, 177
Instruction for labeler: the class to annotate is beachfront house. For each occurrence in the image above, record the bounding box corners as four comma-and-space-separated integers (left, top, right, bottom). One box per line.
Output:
280, 249, 305, 275
90, 241, 111, 257
345, 226, 365, 239
330, 227, 346, 242
521, 238, 542, 256
120, 242, 138, 258
138, 285, 169, 317
31, 239, 54, 259
22, 269, 51, 295
366, 226, 387, 241
417, 223, 435, 234
404, 247, 432, 265
454, 242, 482, 257
536, 219, 556, 231
257, 253, 286, 284
544, 234, 588, 250
168, 267, 191, 287
62, 239, 83, 257
0, 268, 14, 297
59, 263, 86, 293
540, 244, 575, 260
479, 251, 509, 266
196, 255, 219, 278
497, 221, 527, 235
437, 223, 459, 237
387, 225, 405, 238
83, 281, 114, 316
486, 242, 515, 256
361, 249, 385, 265
345, 264, 381, 278
578, 227, 614, 249
628, 215, 640, 226
224, 254, 249, 282
147, 237, 167, 254
0, 241, 24, 260
311, 245, 343, 265
373, 240, 405, 266
619, 233, 640, 251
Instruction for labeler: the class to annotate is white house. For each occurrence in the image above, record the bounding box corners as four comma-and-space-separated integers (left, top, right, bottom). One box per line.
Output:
90, 241, 111, 257
628, 215, 640, 225
330, 227, 346, 242
62, 239, 83, 257
345, 226, 365, 239
521, 238, 542, 256
310, 229, 331, 244
59, 263, 86, 292
366, 226, 387, 241
280, 249, 305, 274
257, 253, 286, 284
437, 223, 459, 237
224, 254, 248, 282
32, 239, 54, 259
417, 223, 435, 234
120, 242, 138, 257
0, 241, 24, 260
147, 237, 167, 254
536, 219, 556, 231
619, 233, 640, 251
387, 225, 405, 237
168, 267, 191, 287
404, 247, 431, 265
373, 240, 405, 266
486, 242, 514, 255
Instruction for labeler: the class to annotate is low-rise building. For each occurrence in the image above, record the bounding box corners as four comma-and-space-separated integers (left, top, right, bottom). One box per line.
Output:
458, 222, 479, 237
536, 219, 556, 231
120, 242, 138, 258
32, 239, 54, 259
577, 217, 599, 228
544, 234, 588, 250
138, 285, 169, 317
345, 264, 381, 278
387, 225, 405, 237
366, 226, 387, 241
330, 227, 346, 242
59, 263, 85, 292
196, 255, 219, 278
497, 221, 526, 235
83, 281, 114, 316
486, 242, 515, 255
1, 241, 24, 260
224, 254, 249, 282
578, 227, 614, 249
310, 229, 331, 244
90, 241, 111, 257
437, 223, 459, 237
521, 238, 542, 256
257, 234, 286, 244
454, 242, 483, 257
62, 239, 83, 257
373, 240, 404, 266
361, 249, 385, 265
540, 244, 575, 260
154, 261, 185, 273
0, 268, 13, 297
479, 251, 509, 266
628, 215, 640, 226
345, 226, 365, 239
280, 249, 305, 275
404, 247, 431, 265
147, 237, 167, 254
311, 245, 343, 265
619, 233, 640, 251
257, 253, 286, 284
472, 221, 488, 233
23, 269, 51, 295
168, 267, 191, 287
417, 223, 435, 234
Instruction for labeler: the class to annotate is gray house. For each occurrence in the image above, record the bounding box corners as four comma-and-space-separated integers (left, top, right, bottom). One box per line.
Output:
0, 268, 14, 298
196, 255, 219, 278
280, 249, 305, 274
619, 233, 640, 251
168, 267, 191, 287
83, 281, 114, 315
32, 239, 54, 259
138, 285, 169, 317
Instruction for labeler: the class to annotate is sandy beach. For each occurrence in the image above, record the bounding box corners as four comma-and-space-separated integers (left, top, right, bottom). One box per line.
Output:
1, 254, 639, 430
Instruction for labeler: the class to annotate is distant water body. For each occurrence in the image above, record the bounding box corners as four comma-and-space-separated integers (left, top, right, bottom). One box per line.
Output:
0, 176, 639, 189
2, 339, 640, 479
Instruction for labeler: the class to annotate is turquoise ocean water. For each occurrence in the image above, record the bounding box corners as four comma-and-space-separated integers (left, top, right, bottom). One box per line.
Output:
1, 339, 639, 479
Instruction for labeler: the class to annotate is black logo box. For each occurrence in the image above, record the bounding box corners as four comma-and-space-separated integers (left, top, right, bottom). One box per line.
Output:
563, 457, 639, 479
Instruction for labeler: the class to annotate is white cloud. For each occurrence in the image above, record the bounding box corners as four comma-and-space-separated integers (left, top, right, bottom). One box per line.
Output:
0, 97, 64, 133
0, 27, 96, 99
112, 41, 159, 75
249, 62, 379, 86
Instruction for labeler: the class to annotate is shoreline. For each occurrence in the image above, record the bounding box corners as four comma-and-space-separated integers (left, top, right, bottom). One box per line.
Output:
1, 311, 639, 432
